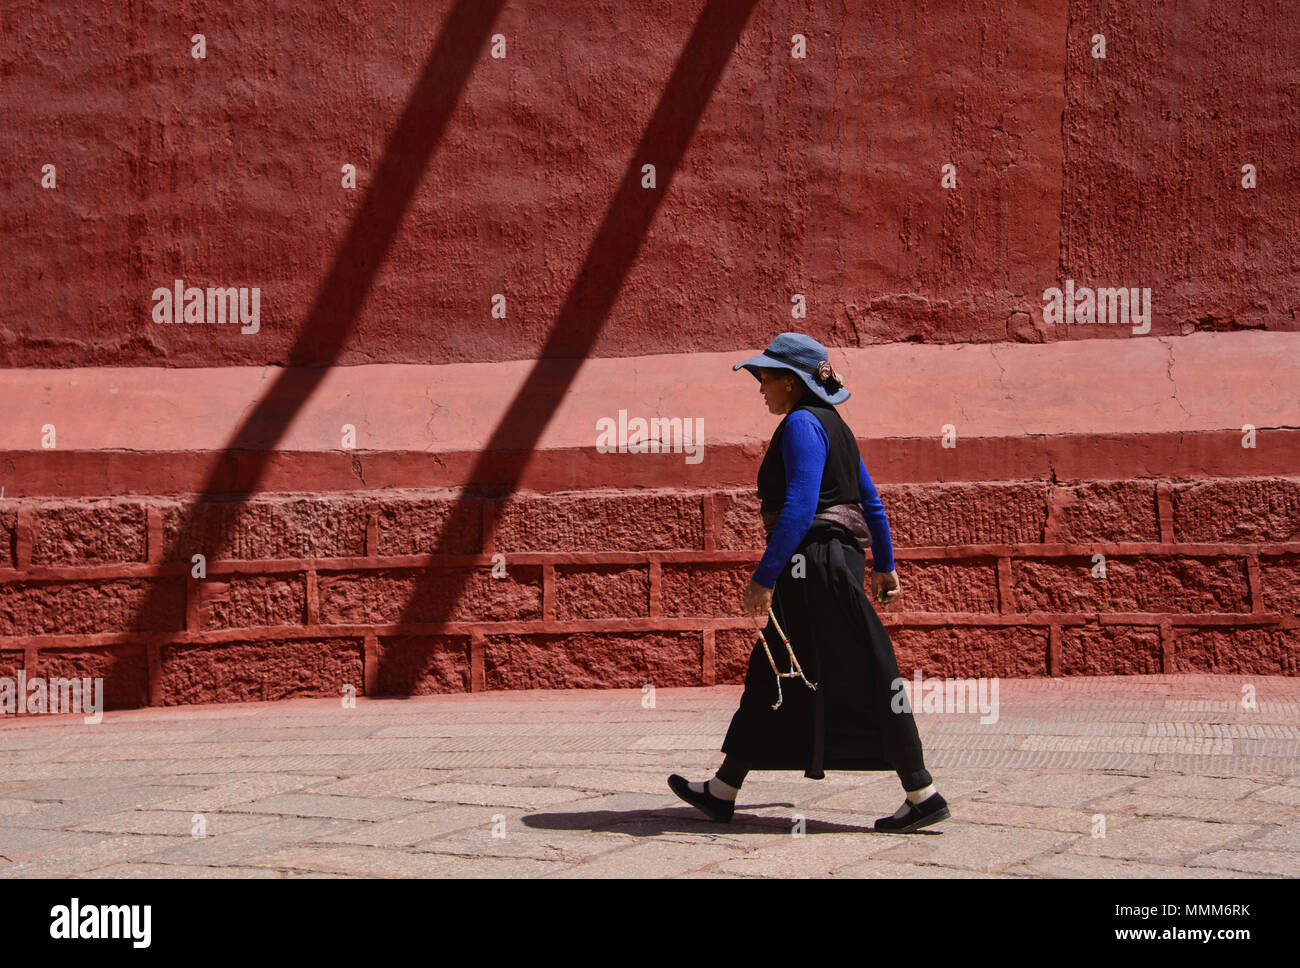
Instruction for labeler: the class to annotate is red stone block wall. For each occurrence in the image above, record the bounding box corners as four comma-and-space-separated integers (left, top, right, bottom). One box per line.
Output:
1, 478, 1295, 708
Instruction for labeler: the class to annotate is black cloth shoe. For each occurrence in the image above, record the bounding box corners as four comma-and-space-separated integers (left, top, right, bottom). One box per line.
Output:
873, 792, 950, 833
668, 774, 734, 823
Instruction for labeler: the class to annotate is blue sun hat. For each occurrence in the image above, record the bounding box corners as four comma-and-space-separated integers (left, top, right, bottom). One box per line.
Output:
733, 332, 849, 404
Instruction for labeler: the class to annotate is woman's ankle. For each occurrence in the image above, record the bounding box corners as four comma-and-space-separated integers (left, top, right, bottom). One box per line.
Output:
904, 783, 936, 804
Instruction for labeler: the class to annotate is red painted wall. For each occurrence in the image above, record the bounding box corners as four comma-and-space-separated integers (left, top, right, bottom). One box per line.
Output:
3, 2, 1297, 707
4, 0, 1297, 369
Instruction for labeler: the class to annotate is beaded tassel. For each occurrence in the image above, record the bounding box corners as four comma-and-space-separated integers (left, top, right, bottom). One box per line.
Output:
750, 606, 818, 710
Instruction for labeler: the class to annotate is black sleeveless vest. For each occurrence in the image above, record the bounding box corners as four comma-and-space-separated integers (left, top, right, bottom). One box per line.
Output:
757, 396, 862, 514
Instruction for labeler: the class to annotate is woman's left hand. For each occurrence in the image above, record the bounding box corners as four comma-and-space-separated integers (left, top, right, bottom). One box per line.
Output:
744, 579, 773, 623
870, 569, 901, 606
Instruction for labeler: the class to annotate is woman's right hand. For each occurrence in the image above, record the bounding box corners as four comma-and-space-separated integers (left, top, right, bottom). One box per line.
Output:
870, 569, 900, 607
744, 579, 774, 624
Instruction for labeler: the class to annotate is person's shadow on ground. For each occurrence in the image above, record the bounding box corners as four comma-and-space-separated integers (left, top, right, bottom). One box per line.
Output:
521, 804, 942, 837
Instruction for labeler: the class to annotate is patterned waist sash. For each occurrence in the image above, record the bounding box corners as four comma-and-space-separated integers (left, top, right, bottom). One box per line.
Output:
761, 502, 872, 552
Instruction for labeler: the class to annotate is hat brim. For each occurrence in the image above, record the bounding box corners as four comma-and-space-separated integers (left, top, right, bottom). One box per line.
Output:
732, 354, 849, 404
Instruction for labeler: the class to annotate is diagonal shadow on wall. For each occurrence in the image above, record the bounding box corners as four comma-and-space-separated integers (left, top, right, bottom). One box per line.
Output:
121, 0, 759, 701
120, 1, 508, 648
381, 0, 759, 694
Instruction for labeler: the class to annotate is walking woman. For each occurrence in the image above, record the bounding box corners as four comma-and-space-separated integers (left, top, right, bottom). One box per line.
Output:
668, 332, 949, 833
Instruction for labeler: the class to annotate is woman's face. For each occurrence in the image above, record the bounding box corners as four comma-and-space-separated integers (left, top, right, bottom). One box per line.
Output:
758, 368, 801, 414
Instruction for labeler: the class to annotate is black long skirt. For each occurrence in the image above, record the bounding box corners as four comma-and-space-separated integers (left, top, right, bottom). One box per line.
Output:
720, 519, 932, 789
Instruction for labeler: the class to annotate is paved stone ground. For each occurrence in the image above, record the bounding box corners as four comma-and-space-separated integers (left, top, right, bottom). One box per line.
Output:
1, 675, 1297, 878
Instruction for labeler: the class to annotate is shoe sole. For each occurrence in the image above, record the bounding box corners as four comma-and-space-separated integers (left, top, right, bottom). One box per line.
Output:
875, 805, 951, 833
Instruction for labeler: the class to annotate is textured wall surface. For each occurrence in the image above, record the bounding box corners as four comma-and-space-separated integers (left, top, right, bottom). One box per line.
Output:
3, 0, 1297, 368
1, 479, 1296, 708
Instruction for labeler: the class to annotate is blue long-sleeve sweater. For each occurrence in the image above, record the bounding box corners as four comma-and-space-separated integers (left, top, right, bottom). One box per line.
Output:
752, 408, 895, 589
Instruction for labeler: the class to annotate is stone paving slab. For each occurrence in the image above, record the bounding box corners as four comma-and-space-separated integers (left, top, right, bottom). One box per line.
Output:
68, 810, 283, 837
0, 761, 180, 781
939, 750, 1169, 770
930, 721, 1149, 737
415, 812, 642, 864
135, 818, 364, 867
314, 806, 505, 848
303, 769, 468, 798
1062, 817, 1259, 862
1017, 736, 1234, 754
1252, 784, 1300, 805
1009, 854, 1266, 878
1185, 849, 1300, 876
1252, 825, 1300, 851
0, 827, 112, 862
148, 774, 342, 812
3, 834, 189, 877
87, 862, 291, 879
0, 785, 202, 829
871, 822, 1085, 873
1148, 723, 1300, 738
3, 776, 148, 801
1127, 774, 1274, 799
1087, 792, 1296, 825
222, 793, 432, 822
1152, 754, 1300, 774
198, 727, 390, 742
1, 675, 1298, 878
400, 782, 610, 810
835, 859, 1027, 879
244, 844, 564, 878
449, 767, 691, 795
957, 771, 1142, 807
710, 830, 903, 877
944, 798, 1143, 834
543, 839, 747, 878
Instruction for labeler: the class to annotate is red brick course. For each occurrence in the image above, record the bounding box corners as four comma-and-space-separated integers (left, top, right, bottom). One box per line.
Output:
1, 478, 1295, 707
